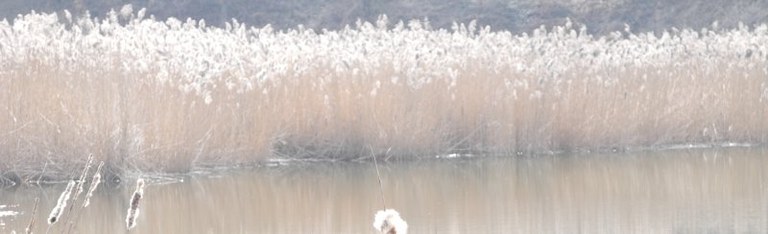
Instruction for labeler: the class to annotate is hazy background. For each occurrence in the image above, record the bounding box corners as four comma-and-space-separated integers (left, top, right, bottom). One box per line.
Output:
2, 0, 767, 34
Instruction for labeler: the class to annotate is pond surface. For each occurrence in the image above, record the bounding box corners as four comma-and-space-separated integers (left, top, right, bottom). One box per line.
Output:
1, 147, 768, 233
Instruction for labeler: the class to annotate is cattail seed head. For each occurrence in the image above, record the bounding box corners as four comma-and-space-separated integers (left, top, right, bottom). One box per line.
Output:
126, 178, 145, 230
48, 180, 76, 224
373, 209, 408, 234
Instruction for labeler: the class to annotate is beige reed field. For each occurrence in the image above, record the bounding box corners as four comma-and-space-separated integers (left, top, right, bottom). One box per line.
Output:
1, 7, 767, 182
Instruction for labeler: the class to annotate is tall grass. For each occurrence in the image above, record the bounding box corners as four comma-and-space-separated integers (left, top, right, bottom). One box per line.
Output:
1, 8, 767, 180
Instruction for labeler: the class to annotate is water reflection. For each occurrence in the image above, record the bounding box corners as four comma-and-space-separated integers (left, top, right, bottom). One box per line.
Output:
2, 147, 767, 233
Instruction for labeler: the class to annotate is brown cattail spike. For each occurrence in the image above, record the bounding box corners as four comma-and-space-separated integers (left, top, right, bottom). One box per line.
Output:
125, 178, 145, 230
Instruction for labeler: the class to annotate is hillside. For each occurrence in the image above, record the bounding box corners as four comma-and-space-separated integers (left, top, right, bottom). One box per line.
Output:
2, 0, 767, 34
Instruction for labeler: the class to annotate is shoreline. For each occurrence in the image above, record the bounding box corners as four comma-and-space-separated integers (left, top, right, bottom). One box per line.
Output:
1, 141, 762, 188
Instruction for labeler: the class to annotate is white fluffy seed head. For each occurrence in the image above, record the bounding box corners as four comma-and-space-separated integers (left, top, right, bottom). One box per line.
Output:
119, 4, 133, 19
373, 209, 408, 234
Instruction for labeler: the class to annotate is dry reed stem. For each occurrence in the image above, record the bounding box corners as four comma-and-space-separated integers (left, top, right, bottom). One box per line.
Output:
34, 162, 47, 185
370, 146, 387, 209
82, 161, 104, 208
125, 178, 145, 230
25, 197, 39, 234
62, 158, 102, 234
72, 154, 94, 201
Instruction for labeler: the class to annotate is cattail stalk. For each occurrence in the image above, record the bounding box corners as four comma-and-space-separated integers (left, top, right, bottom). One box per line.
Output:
82, 161, 104, 208
368, 147, 407, 234
48, 180, 76, 224
25, 197, 39, 234
125, 178, 145, 230
73, 154, 94, 201
369, 146, 387, 209
63, 159, 102, 234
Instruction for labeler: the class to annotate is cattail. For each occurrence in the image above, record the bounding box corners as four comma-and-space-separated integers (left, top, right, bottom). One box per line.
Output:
48, 180, 76, 224
373, 209, 408, 234
25, 197, 39, 234
125, 178, 145, 230
82, 161, 104, 208
369, 147, 407, 234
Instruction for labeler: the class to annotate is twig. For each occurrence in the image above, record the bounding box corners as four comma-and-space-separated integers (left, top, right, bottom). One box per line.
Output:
35, 162, 48, 185
25, 197, 39, 234
63, 155, 96, 234
82, 161, 104, 208
368, 145, 387, 209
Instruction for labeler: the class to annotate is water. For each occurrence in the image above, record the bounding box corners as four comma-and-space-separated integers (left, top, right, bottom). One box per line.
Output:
1, 147, 767, 233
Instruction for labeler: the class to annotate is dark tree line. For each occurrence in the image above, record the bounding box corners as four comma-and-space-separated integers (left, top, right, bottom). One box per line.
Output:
2, 0, 767, 34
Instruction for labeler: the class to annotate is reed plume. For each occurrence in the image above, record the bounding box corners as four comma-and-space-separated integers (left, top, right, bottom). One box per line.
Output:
48, 180, 76, 224
125, 178, 145, 230
82, 161, 104, 208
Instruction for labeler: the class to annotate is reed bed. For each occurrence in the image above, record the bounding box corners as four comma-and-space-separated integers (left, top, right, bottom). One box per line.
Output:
0, 7, 767, 181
